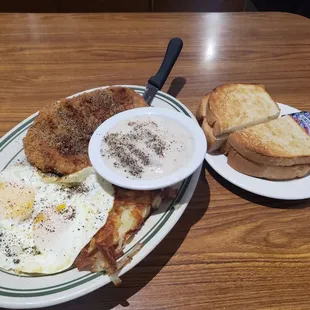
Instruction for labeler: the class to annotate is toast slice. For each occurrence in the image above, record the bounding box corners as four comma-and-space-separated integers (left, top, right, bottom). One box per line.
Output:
228, 114, 310, 166
197, 83, 280, 152
196, 93, 210, 123
202, 118, 227, 152
227, 146, 310, 180
197, 93, 226, 152
206, 83, 280, 137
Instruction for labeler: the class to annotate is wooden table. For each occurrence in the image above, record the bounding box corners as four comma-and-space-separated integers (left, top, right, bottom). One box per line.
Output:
0, 12, 310, 310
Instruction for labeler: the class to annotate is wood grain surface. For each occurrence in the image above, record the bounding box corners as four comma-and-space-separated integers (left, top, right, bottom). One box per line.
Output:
0, 12, 310, 310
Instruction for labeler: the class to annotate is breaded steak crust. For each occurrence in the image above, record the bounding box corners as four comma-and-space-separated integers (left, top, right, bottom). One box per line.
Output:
23, 87, 147, 175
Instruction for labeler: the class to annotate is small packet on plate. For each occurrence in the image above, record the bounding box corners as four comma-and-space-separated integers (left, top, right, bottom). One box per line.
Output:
289, 111, 310, 135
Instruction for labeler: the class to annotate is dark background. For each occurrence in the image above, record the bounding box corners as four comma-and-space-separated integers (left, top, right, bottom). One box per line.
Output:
0, 0, 309, 18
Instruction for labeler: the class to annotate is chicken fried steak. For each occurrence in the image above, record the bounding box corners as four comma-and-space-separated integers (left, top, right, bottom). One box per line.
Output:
23, 87, 148, 175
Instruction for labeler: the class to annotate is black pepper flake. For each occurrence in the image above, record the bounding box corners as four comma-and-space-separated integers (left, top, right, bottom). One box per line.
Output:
13, 259, 20, 264
31, 246, 41, 255
61, 205, 76, 220
60, 183, 91, 200
101, 119, 169, 178
4, 245, 15, 257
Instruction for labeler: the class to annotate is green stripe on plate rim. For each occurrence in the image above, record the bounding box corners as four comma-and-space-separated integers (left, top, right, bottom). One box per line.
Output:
0, 118, 35, 152
0, 176, 191, 296
0, 174, 187, 280
0, 86, 190, 150
132, 87, 191, 117
0, 175, 191, 297
0, 86, 193, 296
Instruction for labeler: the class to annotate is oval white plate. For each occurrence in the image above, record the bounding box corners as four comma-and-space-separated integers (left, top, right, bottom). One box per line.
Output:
205, 103, 310, 200
0, 85, 202, 309
89, 107, 206, 190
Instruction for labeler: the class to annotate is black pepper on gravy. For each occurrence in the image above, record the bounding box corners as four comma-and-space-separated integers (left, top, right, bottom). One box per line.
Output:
100, 115, 193, 180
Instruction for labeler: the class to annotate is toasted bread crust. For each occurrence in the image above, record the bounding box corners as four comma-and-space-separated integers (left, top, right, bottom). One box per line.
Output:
201, 118, 227, 152
227, 147, 310, 180
228, 115, 310, 166
196, 93, 210, 123
205, 99, 218, 127
219, 140, 230, 155
197, 92, 227, 152
208, 83, 280, 136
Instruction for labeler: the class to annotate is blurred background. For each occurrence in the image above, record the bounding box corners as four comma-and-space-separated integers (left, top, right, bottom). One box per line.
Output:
0, 0, 309, 18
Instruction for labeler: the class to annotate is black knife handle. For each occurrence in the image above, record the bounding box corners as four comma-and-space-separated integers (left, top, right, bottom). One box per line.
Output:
148, 37, 183, 90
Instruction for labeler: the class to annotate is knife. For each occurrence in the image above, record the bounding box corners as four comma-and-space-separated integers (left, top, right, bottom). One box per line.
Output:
143, 37, 183, 105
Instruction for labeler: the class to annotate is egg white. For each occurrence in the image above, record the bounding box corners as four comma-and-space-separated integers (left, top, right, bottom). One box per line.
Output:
0, 163, 114, 274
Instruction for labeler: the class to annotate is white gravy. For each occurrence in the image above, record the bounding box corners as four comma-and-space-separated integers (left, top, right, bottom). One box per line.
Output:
100, 115, 194, 180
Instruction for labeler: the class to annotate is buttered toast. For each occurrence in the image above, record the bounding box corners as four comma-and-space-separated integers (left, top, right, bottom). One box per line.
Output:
228, 115, 310, 166
226, 113, 310, 180
227, 146, 310, 180
197, 83, 280, 152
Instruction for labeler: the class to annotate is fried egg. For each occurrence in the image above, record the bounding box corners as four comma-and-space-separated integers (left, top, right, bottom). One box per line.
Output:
0, 164, 114, 274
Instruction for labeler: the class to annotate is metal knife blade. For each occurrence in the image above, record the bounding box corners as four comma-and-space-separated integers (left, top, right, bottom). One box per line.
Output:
143, 83, 158, 106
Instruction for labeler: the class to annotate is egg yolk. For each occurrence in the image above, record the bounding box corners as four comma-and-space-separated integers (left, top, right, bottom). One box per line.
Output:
56, 203, 66, 213
34, 212, 46, 224
0, 182, 35, 221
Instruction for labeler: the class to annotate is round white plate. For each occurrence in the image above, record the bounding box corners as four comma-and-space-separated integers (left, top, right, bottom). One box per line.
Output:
89, 107, 206, 190
205, 103, 310, 200
0, 85, 202, 309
